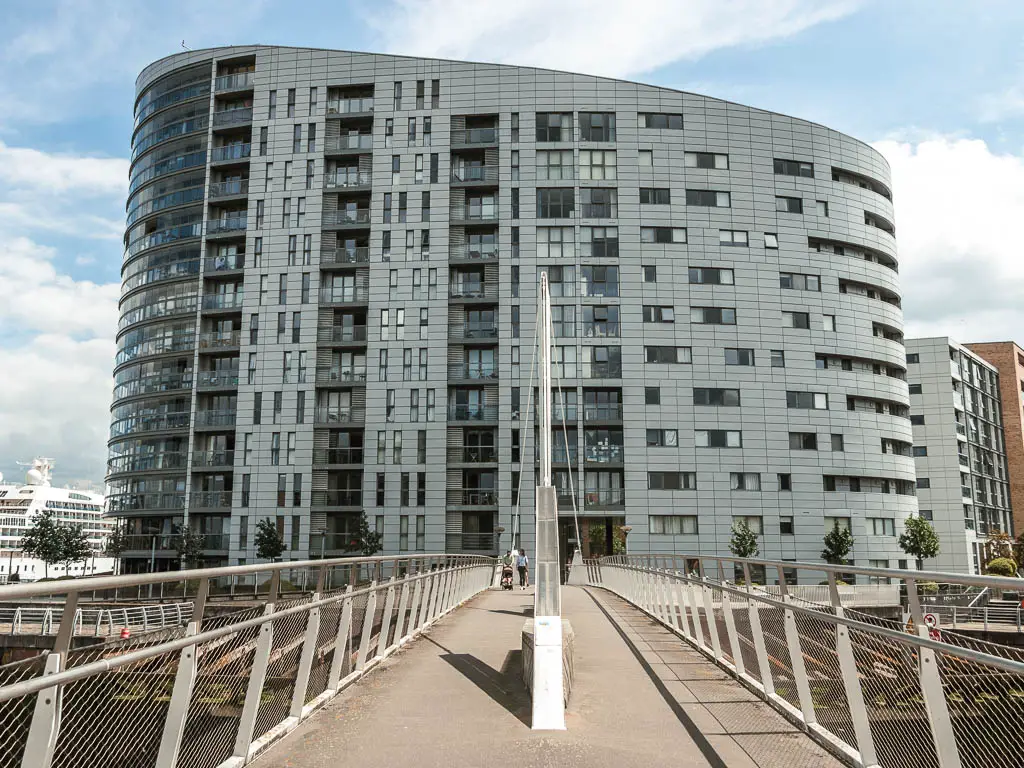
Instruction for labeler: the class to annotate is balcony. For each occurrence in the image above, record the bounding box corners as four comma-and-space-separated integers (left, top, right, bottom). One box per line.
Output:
120, 532, 226, 553
585, 488, 626, 509
193, 409, 237, 428
207, 216, 247, 235
325, 170, 372, 189
448, 533, 499, 553
448, 364, 499, 381
190, 491, 232, 510
203, 254, 245, 274
209, 179, 249, 199
202, 292, 244, 310
315, 367, 368, 384
585, 444, 624, 464
959, 454, 970, 467
319, 286, 370, 304
327, 98, 374, 115
210, 143, 251, 163
450, 323, 498, 341
451, 446, 497, 464
113, 372, 192, 401
215, 72, 254, 92
317, 325, 368, 344
451, 243, 498, 261
196, 370, 239, 389
584, 404, 623, 421
311, 489, 363, 507
109, 411, 190, 438
582, 322, 621, 338
192, 450, 235, 469
212, 107, 253, 128
323, 209, 370, 227
449, 282, 497, 300
448, 489, 498, 506
325, 135, 373, 153
449, 205, 498, 224
198, 331, 241, 352
312, 448, 364, 465
314, 407, 365, 424
451, 128, 498, 146
451, 166, 499, 184
447, 405, 498, 422
548, 447, 579, 465
321, 247, 370, 266
585, 362, 623, 379
107, 452, 188, 475
106, 492, 185, 514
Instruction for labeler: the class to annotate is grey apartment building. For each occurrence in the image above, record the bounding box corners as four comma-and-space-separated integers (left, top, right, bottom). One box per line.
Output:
906, 338, 1012, 573
109, 45, 915, 573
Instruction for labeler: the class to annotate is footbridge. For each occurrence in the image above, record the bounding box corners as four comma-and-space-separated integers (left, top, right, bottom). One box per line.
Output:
0, 554, 1020, 768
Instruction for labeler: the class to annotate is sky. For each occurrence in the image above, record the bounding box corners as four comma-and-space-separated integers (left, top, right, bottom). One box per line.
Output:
2, 0, 1024, 488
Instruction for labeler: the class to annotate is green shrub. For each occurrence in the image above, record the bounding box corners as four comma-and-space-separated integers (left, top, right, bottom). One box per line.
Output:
918, 581, 939, 595
985, 557, 1018, 577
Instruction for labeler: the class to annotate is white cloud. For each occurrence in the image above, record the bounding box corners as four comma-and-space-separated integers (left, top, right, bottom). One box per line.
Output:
372, 0, 862, 78
0, 140, 128, 194
873, 137, 1024, 342
977, 84, 1024, 124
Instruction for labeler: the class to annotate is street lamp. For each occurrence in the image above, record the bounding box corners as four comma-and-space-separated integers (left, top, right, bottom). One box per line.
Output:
496, 525, 506, 553
619, 525, 632, 556
315, 527, 328, 560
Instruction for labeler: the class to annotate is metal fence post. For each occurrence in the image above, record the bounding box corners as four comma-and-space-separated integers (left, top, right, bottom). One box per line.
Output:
827, 573, 879, 768
408, 574, 425, 637
394, 579, 412, 642
718, 560, 744, 676
743, 563, 775, 697
700, 567, 723, 660
375, 577, 397, 659
290, 567, 327, 719
326, 586, 354, 692
355, 581, 378, 671
906, 578, 963, 768
232, 572, 279, 763
21, 591, 79, 768
775, 566, 815, 727
156, 578, 209, 768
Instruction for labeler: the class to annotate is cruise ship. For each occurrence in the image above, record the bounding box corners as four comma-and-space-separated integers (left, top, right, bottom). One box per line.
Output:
0, 459, 114, 582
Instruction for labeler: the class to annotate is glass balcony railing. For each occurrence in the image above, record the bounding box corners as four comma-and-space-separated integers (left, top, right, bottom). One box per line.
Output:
209, 179, 249, 198
585, 444, 624, 463
327, 98, 374, 115
210, 143, 251, 163
585, 488, 625, 508
450, 489, 498, 506
582, 321, 621, 338
202, 292, 244, 310
191, 491, 233, 509
212, 107, 253, 127
311, 489, 363, 507
451, 128, 498, 145
106, 493, 186, 514
448, 364, 499, 380
447, 405, 498, 421
454, 323, 498, 340
321, 247, 370, 265
109, 411, 190, 438
215, 72, 254, 91
325, 170, 372, 188
317, 325, 368, 343
198, 330, 241, 349
319, 286, 370, 303
196, 370, 239, 388
325, 134, 373, 152
204, 254, 245, 272
449, 282, 497, 299
584, 404, 623, 421
312, 448, 364, 465
452, 243, 498, 260
194, 409, 237, 428
324, 209, 371, 226
451, 533, 499, 551
315, 367, 368, 383
456, 446, 497, 463
192, 450, 235, 467
451, 166, 499, 183
314, 407, 365, 424
585, 362, 622, 379
107, 451, 188, 475
207, 216, 247, 234
449, 205, 498, 221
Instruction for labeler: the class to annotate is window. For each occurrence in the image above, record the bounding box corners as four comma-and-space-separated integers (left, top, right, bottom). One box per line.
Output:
511, 188, 519, 218
910, 415, 925, 425
684, 151, 728, 169
431, 79, 440, 108
774, 158, 814, 177
831, 434, 845, 451
551, 305, 574, 337
779, 473, 792, 491
916, 478, 931, 489
268, 90, 277, 119
376, 472, 385, 506
816, 200, 829, 217
782, 311, 811, 329
393, 81, 402, 110
640, 112, 683, 129
639, 149, 653, 167
510, 112, 519, 141
648, 472, 696, 490
696, 430, 742, 448
780, 273, 820, 291
690, 307, 735, 325
790, 432, 818, 450
639, 188, 670, 205
293, 124, 302, 153
906, 353, 920, 364
913, 446, 928, 457
868, 518, 896, 536
770, 350, 785, 368
724, 348, 755, 366
259, 126, 268, 155
581, 265, 618, 296
776, 196, 803, 214
537, 188, 574, 218
537, 227, 574, 258
581, 227, 618, 257
580, 188, 617, 217
309, 87, 317, 115
642, 306, 674, 323
287, 88, 296, 118
537, 149, 574, 180
787, 391, 828, 409
650, 516, 698, 534
688, 266, 733, 285
415, 79, 425, 109
646, 429, 678, 447
641, 227, 686, 244
579, 149, 616, 180
643, 265, 657, 283
693, 388, 740, 406
686, 189, 730, 207
909, 384, 923, 394
580, 112, 615, 141
719, 230, 748, 246
730, 473, 761, 491
547, 265, 576, 297
645, 346, 691, 364
511, 149, 519, 180
823, 314, 836, 332
920, 509, 933, 521
536, 112, 572, 142
645, 387, 660, 405
764, 233, 779, 249
430, 153, 438, 183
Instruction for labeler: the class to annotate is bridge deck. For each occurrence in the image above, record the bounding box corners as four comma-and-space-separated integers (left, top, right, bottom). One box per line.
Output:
258, 586, 842, 768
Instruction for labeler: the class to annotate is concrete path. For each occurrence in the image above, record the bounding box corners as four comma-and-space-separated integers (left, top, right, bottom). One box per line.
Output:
257, 586, 842, 768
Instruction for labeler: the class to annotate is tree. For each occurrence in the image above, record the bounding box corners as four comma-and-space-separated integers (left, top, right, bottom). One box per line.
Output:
985, 557, 1018, 577
821, 522, 854, 565
899, 515, 940, 570
728, 520, 759, 559
58, 525, 93, 576
175, 526, 204, 570
255, 518, 286, 562
347, 513, 383, 557
104, 524, 129, 575
20, 511, 65, 578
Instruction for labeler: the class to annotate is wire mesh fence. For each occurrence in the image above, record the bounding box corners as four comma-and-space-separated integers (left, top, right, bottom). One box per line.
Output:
593, 554, 1024, 768
0, 554, 494, 768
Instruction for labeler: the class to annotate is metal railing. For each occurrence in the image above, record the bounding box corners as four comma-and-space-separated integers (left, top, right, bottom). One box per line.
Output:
327, 97, 375, 114
210, 143, 251, 162
324, 170, 372, 188
317, 325, 368, 343
198, 330, 241, 349
451, 127, 498, 145
451, 166, 499, 183
323, 209, 370, 226
447, 405, 498, 421
321, 246, 370, 265
319, 286, 370, 304
0, 555, 494, 768
451, 243, 498, 260
214, 72, 253, 91
193, 408, 237, 428
312, 447, 364, 465
447, 363, 499, 380
207, 216, 247, 234
314, 366, 368, 384
0, 603, 194, 637
212, 107, 253, 127
587, 555, 1024, 768
208, 179, 249, 198
196, 370, 239, 387
313, 407, 365, 424
325, 134, 373, 152
191, 450, 235, 467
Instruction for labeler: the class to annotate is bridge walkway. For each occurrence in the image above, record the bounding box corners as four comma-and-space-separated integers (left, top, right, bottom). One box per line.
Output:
258, 586, 841, 768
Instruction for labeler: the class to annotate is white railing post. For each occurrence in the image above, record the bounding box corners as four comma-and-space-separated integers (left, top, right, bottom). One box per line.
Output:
232, 573, 279, 763
355, 581, 378, 671
700, 567, 723, 660
407, 572, 425, 638
394, 580, 412, 643
290, 567, 327, 719
326, 586, 354, 692
375, 577, 397, 660
775, 566, 815, 727
743, 563, 775, 697
718, 561, 743, 676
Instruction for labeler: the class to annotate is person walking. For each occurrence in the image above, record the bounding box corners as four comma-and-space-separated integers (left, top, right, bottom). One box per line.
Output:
516, 549, 529, 590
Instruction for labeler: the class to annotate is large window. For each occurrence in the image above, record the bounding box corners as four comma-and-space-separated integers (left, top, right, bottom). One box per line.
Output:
648, 472, 696, 490
537, 227, 574, 258
581, 226, 618, 257
537, 150, 574, 180
689, 266, 733, 284
787, 391, 828, 409
690, 307, 736, 325
780, 273, 820, 291
686, 189, 730, 207
696, 430, 742, 448
581, 265, 618, 297
537, 188, 574, 218
724, 348, 755, 366
774, 158, 814, 178
640, 112, 683, 129
580, 112, 616, 141
776, 196, 803, 213
642, 306, 674, 323
645, 346, 691, 364
650, 515, 698, 534
581, 188, 617, 218
639, 188, 671, 205
536, 112, 572, 142
583, 305, 620, 337
641, 226, 686, 244
579, 150, 616, 180
684, 152, 728, 169
546, 265, 577, 297
693, 388, 740, 406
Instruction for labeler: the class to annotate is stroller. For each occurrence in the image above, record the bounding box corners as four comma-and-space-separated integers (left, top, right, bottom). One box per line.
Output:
500, 563, 515, 590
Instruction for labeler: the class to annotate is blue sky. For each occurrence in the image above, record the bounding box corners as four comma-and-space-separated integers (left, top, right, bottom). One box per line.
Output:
2, 0, 1024, 486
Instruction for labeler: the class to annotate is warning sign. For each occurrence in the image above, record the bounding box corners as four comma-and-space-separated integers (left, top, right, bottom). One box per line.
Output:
924, 613, 939, 628
928, 628, 941, 641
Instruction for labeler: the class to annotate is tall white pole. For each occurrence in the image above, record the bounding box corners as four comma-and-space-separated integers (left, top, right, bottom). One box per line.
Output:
532, 272, 565, 730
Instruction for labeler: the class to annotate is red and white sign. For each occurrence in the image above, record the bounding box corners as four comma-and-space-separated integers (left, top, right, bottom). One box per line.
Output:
923, 613, 939, 628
